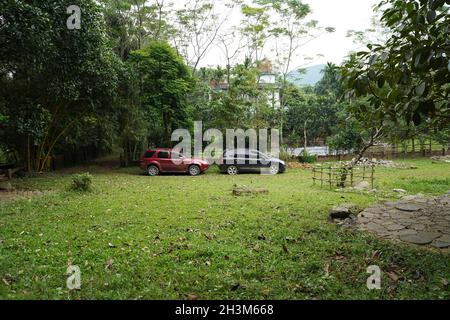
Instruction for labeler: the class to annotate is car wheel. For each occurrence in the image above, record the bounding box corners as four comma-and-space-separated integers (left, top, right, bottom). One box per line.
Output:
227, 165, 239, 175
147, 165, 160, 176
269, 164, 280, 175
188, 165, 201, 176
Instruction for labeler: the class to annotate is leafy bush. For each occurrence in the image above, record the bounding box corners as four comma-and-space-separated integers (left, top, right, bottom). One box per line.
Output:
279, 150, 296, 162
298, 150, 317, 163
71, 173, 93, 192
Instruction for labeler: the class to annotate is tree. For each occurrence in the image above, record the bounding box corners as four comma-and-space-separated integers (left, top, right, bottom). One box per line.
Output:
174, 0, 230, 74
0, 0, 120, 171
129, 41, 194, 147
284, 84, 338, 149
343, 0, 450, 130
219, 31, 247, 83
240, 3, 270, 62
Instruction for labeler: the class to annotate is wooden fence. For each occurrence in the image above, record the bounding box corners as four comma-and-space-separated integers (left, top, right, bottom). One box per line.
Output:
312, 165, 375, 190
317, 149, 448, 162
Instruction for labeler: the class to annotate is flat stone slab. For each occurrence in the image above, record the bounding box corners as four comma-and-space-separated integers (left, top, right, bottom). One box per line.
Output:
431, 235, 450, 249
399, 232, 441, 245
386, 224, 406, 231
352, 192, 450, 249
395, 204, 422, 212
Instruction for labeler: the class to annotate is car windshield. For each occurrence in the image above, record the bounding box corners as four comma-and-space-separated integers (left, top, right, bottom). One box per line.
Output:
256, 151, 270, 159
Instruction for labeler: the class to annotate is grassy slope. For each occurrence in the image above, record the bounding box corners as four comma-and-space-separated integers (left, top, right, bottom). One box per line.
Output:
0, 159, 449, 300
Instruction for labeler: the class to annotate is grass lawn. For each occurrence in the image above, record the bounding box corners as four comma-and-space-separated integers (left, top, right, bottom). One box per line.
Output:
0, 159, 449, 300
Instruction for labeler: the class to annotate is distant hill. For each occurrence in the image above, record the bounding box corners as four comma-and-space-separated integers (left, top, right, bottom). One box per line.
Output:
286, 64, 326, 87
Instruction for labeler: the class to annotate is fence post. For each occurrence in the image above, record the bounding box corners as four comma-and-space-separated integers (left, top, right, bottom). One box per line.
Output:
313, 167, 316, 186
329, 167, 332, 190
371, 166, 374, 189
321, 167, 324, 188
350, 168, 354, 187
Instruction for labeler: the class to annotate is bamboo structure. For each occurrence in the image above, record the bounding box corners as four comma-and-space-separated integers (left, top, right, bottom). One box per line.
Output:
312, 165, 375, 190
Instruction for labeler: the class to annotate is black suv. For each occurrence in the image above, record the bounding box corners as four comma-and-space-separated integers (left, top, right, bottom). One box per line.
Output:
219, 149, 286, 175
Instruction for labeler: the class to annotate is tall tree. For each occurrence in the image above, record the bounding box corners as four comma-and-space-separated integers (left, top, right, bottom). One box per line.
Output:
0, 0, 120, 171
129, 41, 194, 146
174, 0, 230, 74
240, 3, 270, 62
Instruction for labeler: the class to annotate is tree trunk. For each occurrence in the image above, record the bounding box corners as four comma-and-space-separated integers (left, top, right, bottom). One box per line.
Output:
303, 121, 308, 151
338, 128, 383, 188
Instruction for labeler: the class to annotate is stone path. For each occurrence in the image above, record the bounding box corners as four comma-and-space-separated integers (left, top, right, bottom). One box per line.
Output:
356, 192, 450, 249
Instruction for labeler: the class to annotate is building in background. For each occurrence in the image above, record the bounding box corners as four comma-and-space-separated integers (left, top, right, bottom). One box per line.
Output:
208, 58, 281, 110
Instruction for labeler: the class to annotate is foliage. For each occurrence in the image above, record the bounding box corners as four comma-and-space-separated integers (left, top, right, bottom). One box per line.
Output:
326, 110, 365, 154
342, 0, 450, 129
71, 173, 93, 192
297, 150, 316, 163
0, 0, 120, 170
284, 83, 338, 148
129, 41, 194, 146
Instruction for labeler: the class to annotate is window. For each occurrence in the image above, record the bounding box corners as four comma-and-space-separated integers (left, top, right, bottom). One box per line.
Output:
172, 152, 184, 159
224, 150, 235, 158
249, 151, 259, 160
157, 151, 170, 159
144, 151, 155, 159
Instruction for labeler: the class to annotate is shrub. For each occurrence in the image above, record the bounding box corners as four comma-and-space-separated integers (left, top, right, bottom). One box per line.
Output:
298, 150, 317, 163
71, 173, 93, 191
279, 150, 295, 162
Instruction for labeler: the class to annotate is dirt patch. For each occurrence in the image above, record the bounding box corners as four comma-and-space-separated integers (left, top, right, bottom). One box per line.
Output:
0, 190, 45, 202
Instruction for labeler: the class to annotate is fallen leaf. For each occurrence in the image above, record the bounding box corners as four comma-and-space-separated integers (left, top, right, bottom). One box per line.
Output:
323, 263, 330, 276
187, 293, 199, 300
204, 233, 214, 240
387, 271, 399, 282
282, 244, 289, 254
105, 259, 113, 270
224, 255, 230, 260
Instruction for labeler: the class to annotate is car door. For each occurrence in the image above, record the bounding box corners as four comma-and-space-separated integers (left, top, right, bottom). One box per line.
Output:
248, 150, 261, 170
157, 151, 173, 172
170, 151, 188, 172
255, 151, 271, 169
235, 149, 247, 169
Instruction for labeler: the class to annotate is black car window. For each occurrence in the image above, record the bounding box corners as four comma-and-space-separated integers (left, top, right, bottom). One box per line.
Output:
224, 150, 235, 157
158, 151, 170, 159
144, 151, 155, 158
249, 151, 259, 159
236, 150, 247, 158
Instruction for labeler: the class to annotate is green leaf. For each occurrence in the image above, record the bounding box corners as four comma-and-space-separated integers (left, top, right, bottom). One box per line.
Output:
415, 82, 426, 96
427, 10, 436, 23
377, 75, 385, 88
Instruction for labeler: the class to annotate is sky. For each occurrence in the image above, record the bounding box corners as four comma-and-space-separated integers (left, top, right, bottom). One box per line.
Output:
199, 0, 380, 71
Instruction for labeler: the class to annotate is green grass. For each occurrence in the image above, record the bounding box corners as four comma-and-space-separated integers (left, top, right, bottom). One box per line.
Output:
0, 159, 449, 300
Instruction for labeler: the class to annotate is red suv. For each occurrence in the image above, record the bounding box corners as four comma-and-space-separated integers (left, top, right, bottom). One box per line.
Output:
140, 149, 210, 176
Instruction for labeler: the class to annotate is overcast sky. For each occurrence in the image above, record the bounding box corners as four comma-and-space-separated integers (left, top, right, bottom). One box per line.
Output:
199, 0, 380, 70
